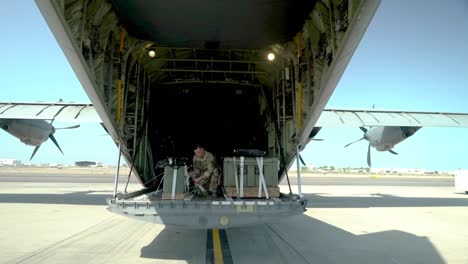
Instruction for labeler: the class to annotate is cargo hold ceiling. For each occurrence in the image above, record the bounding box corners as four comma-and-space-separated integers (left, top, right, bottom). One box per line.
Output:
110, 0, 317, 49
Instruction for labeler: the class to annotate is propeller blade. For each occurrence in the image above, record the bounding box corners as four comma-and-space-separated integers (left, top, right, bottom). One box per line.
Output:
344, 137, 365, 148
367, 143, 372, 167
388, 149, 398, 155
312, 138, 324, 141
49, 134, 64, 155
55, 125, 80, 130
299, 154, 306, 166
30, 145, 41, 160
359, 127, 368, 133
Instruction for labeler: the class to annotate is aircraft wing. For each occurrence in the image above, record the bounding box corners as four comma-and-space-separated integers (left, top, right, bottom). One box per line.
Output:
0, 102, 100, 123
316, 109, 468, 127
4, 103, 468, 127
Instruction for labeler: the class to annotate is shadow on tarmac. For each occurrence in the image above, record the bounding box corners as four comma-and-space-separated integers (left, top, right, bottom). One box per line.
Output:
139, 214, 444, 264
140, 226, 207, 263
0, 190, 448, 263
263, 214, 445, 264
0, 192, 109, 205
303, 193, 468, 208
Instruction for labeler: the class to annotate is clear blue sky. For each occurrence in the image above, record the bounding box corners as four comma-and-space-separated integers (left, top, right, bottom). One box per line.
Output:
0, 0, 467, 170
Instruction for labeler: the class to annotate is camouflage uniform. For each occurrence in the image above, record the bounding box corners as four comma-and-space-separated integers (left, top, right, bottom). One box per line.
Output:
192, 151, 220, 194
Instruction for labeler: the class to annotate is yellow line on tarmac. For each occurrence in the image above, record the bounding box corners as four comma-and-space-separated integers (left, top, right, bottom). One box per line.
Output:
212, 229, 224, 264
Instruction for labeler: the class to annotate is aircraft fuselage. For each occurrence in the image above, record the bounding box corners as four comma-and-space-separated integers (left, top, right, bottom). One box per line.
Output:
35, 0, 381, 228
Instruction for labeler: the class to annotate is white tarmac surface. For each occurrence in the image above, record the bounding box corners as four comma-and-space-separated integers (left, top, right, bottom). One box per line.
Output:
1, 170, 468, 263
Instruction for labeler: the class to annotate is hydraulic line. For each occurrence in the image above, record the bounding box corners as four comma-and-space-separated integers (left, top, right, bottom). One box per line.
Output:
261, 85, 293, 196
296, 32, 303, 129
117, 25, 125, 127
124, 119, 146, 193
124, 84, 151, 193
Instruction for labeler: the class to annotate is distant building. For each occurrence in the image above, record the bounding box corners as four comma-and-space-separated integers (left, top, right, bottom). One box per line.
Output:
370, 167, 429, 174
0, 159, 22, 166
75, 161, 96, 167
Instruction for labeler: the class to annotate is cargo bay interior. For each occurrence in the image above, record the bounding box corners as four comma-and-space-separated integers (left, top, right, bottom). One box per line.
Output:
151, 81, 269, 159
108, 0, 319, 195
147, 49, 284, 198
50, 0, 357, 199
111, 0, 317, 166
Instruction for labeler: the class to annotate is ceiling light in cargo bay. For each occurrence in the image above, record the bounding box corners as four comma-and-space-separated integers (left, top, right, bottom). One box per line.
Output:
148, 50, 156, 58
267, 52, 275, 61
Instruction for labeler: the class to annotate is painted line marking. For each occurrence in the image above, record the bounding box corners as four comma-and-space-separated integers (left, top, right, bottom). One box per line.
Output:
206, 229, 233, 264
213, 229, 224, 264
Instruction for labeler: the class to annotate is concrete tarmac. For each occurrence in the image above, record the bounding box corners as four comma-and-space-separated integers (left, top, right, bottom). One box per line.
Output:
1, 172, 468, 263
0, 172, 452, 186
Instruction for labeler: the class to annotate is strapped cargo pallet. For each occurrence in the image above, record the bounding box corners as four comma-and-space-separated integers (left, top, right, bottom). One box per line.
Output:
162, 164, 187, 200
223, 156, 280, 198
225, 187, 280, 198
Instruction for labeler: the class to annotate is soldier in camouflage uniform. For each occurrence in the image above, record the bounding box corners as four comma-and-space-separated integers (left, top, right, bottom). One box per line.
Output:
191, 144, 220, 197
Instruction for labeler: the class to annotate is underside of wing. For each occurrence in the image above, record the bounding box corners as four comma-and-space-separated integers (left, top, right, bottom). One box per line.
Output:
0, 102, 100, 123
316, 109, 468, 127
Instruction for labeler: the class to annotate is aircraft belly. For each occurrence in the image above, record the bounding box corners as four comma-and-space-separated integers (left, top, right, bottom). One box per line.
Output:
107, 197, 307, 229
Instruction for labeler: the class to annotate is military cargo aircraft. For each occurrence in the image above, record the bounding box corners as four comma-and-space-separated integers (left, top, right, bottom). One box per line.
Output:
3, 101, 468, 228
2, 0, 459, 228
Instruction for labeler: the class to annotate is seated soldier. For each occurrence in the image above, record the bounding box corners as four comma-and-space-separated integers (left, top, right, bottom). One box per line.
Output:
190, 144, 220, 197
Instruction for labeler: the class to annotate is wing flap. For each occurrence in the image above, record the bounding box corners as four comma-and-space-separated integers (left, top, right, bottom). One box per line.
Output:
0, 102, 101, 123
316, 109, 468, 127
